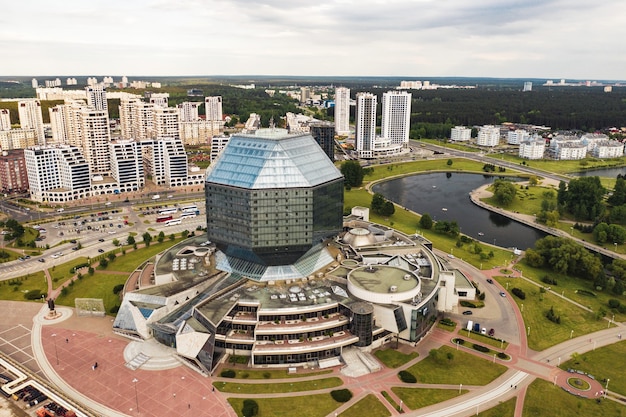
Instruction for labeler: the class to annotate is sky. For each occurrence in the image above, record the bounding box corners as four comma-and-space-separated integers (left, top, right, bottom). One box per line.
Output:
2, 0, 625, 80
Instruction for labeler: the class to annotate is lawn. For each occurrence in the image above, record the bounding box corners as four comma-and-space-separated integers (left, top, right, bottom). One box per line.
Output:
218, 368, 332, 379
102, 238, 185, 272
560, 340, 626, 396
0, 271, 47, 301
227, 393, 339, 417
215, 377, 343, 394
404, 345, 507, 385
339, 394, 391, 417
49, 257, 89, 289
499, 154, 626, 176
515, 263, 626, 322
53, 272, 127, 314
461, 332, 509, 350
495, 276, 609, 351
391, 387, 467, 411
523, 378, 626, 417
482, 184, 556, 218
374, 348, 419, 368
477, 397, 516, 417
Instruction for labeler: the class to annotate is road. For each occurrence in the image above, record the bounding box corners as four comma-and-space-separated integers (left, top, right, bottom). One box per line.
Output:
0, 196, 206, 281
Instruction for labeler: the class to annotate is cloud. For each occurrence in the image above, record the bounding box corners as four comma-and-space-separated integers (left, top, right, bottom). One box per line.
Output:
2, 0, 626, 79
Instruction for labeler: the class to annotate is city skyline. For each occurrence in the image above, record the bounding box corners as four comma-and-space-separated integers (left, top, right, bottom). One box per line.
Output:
2, 0, 626, 80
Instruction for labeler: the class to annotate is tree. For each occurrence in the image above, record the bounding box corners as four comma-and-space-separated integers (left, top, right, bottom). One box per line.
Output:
142, 232, 152, 247
340, 160, 365, 187
380, 201, 395, 217
127, 235, 136, 245
492, 180, 517, 206
446, 159, 453, 166
608, 177, 626, 206
157, 231, 165, 243
560, 176, 606, 221
419, 213, 433, 230
371, 193, 386, 213
99, 258, 108, 269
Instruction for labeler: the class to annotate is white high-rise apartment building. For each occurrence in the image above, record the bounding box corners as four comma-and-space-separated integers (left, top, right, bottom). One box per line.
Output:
18, 100, 45, 145
24, 145, 91, 203
177, 102, 200, 122
0, 109, 10, 131
109, 140, 145, 193
31, 79, 38, 89
76, 109, 111, 174
205, 96, 223, 121
507, 129, 530, 145
450, 126, 471, 141
476, 125, 500, 147
119, 97, 142, 140
593, 141, 624, 158
140, 137, 189, 187
49, 105, 69, 143
334, 87, 350, 135
381, 91, 411, 147
154, 107, 180, 139
85, 85, 108, 112
355, 92, 377, 158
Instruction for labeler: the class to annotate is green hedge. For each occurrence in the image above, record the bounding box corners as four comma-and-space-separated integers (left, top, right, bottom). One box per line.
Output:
398, 370, 417, 383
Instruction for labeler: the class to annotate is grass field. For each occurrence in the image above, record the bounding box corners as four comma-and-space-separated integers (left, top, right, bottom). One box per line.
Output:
374, 349, 419, 368
219, 368, 332, 380
49, 257, 89, 289
476, 397, 516, 417
215, 377, 343, 394
53, 272, 127, 313
391, 387, 467, 411
227, 393, 339, 417
339, 394, 391, 417
404, 345, 507, 385
516, 263, 626, 322
560, 340, 626, 396
523, 378, 626, 417
495, 276, 609, 351
0, 271, 47, 301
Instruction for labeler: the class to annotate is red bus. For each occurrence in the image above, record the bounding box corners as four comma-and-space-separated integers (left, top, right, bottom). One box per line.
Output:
156, 215, 173, 223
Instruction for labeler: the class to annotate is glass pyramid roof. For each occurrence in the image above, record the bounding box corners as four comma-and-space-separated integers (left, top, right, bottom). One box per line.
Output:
205, 129, 342, 189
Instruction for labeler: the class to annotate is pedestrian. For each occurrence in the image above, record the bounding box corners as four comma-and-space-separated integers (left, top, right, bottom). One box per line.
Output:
212, 387, 215, 392
94, 362, 98, 369
188, 404, 191, 409
515, 385, 517, 389
66, 338, 69, 343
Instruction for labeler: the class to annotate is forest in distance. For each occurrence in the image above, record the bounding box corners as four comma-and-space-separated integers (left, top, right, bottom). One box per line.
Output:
2, 76, 626, 135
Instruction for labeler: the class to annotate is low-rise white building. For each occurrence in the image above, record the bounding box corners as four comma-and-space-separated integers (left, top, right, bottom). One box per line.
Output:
450, 126, 471, 142
592, 140, 624, 158
507, 129, 530, 145
519, 138, 546, 159
554, 142, 587, 160
476, 125, 500, 147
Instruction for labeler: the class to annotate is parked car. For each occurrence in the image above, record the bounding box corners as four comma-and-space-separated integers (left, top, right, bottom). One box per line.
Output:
488, 328, 495, 336
486, 278, 494, 284
98, 249, 105, 253
98, 238, 105, 242
38, 258, 45, 263
462, 310, 473, 315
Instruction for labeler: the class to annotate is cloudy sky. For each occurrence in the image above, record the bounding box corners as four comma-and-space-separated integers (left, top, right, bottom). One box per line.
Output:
2, 0, 625, 80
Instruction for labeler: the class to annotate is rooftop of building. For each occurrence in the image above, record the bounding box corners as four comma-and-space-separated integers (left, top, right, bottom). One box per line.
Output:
204, 128, 342, 189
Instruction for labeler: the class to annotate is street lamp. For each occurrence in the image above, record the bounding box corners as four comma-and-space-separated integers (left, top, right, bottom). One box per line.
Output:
521, 303, 524, 312
527, 326, 531, 336
570, 330, 574, 339
615, 242, 618, 252
52, 333, 59, 365
557, 357, 561, 366
399, 400, 403, 412
605, 379, 610, 398
459, 383, 462, 393
132, 378, 139, 412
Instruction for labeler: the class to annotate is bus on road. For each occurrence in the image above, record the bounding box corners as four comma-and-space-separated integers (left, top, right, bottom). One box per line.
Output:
165, 219, 182, 226
158, 208, 177, 216
180, 205, 198, 214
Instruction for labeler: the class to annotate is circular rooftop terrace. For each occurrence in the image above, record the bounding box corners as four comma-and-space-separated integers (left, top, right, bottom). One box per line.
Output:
347, 265, 422, 304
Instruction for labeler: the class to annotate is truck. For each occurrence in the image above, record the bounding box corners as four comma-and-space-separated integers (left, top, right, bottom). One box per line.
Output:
473, 322, 480, 332
466, 320, 473, 331
152, 195, 160, 200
